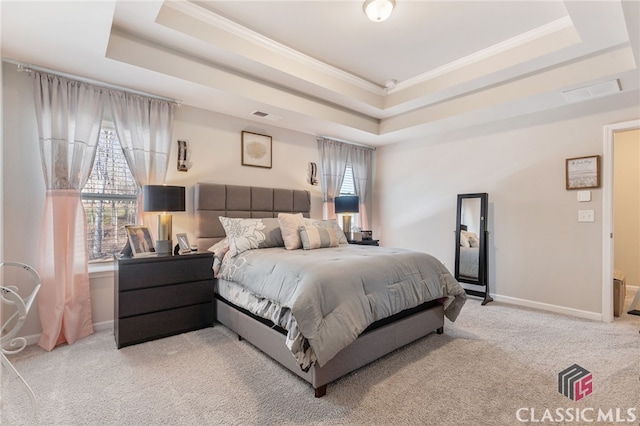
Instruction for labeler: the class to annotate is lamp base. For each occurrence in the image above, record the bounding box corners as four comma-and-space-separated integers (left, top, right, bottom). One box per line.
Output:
156, 240, 173, 256
342, 215, 352, 234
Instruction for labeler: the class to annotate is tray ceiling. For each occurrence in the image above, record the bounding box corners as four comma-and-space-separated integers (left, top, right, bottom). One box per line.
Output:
2, 1, 638, 146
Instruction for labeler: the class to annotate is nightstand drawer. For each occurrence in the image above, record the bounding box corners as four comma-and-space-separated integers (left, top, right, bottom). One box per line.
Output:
118, 280, 214, 318
117, 303, 214, 348
118, 256, 213, 291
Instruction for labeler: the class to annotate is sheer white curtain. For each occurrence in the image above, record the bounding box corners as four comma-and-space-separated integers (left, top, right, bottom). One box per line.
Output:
108, 91, 176, 223
33, 72, 106, 351
350, 145, 374, 230
316, 137, 350, 219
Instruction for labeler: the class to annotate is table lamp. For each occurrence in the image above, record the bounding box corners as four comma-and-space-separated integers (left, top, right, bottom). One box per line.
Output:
142, 185, 185, 255
334, 195, 359, 237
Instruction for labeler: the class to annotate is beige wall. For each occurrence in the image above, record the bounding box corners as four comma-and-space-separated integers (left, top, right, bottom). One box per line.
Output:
374, 94, 639, 317
614, 129, 640, 287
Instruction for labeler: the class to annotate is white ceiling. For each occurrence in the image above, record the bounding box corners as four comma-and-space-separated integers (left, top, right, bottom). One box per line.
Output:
2, 1, 639, 147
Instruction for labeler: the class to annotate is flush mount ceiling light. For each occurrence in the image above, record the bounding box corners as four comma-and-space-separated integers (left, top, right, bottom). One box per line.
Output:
363, 0, 395, 22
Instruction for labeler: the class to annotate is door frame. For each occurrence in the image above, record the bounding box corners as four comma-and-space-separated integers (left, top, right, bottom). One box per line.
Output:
602, 119, 640, 322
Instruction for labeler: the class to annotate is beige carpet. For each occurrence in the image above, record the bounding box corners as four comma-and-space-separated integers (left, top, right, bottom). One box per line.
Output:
2, 290, 639, 426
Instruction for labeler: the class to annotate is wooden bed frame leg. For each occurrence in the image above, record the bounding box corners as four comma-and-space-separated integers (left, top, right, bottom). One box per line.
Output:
436, 326, 444, 334
314, 385, 327, 398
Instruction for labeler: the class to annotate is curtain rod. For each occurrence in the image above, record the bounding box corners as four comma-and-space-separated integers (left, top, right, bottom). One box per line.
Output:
2, 57, 182, 105
317, 135, 376, 150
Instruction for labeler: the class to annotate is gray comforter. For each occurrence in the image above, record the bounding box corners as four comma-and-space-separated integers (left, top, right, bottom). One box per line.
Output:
218, 244, 466, 368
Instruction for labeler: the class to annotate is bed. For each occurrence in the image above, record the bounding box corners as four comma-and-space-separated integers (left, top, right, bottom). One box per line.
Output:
194, 182, 466, 397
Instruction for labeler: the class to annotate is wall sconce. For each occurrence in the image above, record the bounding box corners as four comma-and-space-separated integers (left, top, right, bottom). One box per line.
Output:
177, 140, 191, 172
142, 185, 186, 255
309, 162, 318, 186
335, 195, 359, 235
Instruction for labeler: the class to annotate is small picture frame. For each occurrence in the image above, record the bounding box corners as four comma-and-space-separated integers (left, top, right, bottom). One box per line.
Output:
241, 131, 272, 168
566, 155, 600, 190
176, 233, 191, 254
125, 226, 156, 257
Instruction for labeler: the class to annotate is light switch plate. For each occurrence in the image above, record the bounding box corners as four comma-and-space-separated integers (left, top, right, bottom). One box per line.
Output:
577, 191, 591, 202
578, 210, 595, 222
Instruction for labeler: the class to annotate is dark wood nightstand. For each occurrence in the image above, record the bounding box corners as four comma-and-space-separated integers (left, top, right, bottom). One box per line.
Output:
114, 252, 214, 349
348, 239, 379, 246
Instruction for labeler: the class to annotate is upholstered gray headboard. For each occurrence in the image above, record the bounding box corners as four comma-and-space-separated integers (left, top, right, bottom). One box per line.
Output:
194, 182, 311, 251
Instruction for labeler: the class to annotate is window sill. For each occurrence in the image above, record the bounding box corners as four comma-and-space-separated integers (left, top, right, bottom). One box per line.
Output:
89, 261, 115, 279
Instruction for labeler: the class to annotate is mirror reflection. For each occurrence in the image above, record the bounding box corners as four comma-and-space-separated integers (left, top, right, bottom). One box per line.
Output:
458, 197, 481, 280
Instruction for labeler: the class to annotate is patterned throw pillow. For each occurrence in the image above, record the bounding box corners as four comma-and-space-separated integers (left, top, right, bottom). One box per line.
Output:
298, 224, 339, 250
278, 213, 306, 250
219, 217, 269, 257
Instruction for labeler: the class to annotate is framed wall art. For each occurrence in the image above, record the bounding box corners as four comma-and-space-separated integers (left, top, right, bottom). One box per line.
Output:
566, 155, 600, 190
241, 131, 272, 168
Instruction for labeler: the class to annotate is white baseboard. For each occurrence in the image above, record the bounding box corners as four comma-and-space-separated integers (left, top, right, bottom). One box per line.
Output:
486, 294, 602, 321
21, 320, 114, 348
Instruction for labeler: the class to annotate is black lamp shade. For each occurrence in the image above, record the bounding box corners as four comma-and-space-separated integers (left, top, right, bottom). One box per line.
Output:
142, 185, 185, 212
334, 195, 359, 214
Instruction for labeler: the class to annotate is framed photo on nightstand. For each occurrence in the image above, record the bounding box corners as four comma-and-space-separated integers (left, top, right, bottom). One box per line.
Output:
125, 226, 156, 257
176, 233, 192, 254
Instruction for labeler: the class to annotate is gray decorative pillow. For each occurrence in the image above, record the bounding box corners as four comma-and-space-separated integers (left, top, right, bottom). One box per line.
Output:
257, 218, 285, 248
299, 224, 339, 250
305, 218, 349, 245
219, 217, 284, 257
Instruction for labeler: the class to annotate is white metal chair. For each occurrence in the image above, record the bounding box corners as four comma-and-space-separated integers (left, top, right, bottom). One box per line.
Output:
1, 261, 41, 419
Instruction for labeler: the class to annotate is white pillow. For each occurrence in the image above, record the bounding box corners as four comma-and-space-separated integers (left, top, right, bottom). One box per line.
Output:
466, 232, 479, 248
278, 213, 305, 250
207, 238, 229, 277
460, 231, 470, 248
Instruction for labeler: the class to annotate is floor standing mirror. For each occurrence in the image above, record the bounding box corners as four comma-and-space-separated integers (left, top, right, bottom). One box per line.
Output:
455, 193, 493, 305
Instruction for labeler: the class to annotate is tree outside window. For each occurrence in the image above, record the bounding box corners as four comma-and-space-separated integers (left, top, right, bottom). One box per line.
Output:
82, 128, 138, 261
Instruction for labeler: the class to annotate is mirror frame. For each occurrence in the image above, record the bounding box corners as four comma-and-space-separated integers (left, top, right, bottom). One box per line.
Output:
454, 193, 492, 304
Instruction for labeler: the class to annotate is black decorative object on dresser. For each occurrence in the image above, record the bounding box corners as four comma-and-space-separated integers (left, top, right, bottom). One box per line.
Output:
348, 239, 379, 246
114, 252, 214, 349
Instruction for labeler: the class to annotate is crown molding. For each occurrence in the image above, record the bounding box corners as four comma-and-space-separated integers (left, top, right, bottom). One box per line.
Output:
391, 16, 576, 93
164, 0, 385, 95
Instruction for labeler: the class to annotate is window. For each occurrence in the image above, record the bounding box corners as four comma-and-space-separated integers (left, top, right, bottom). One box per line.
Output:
339, 162, 356, 195
338, 162, 358, 229
82, 128, 138, 262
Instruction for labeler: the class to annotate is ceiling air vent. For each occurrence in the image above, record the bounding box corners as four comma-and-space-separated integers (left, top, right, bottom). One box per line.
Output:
561, 80, 621, 103
250, 110, 282, 121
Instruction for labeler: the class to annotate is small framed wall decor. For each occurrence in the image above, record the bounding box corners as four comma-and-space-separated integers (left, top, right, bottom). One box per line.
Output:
566, 155, 600, 190
241, 131, 272, 168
